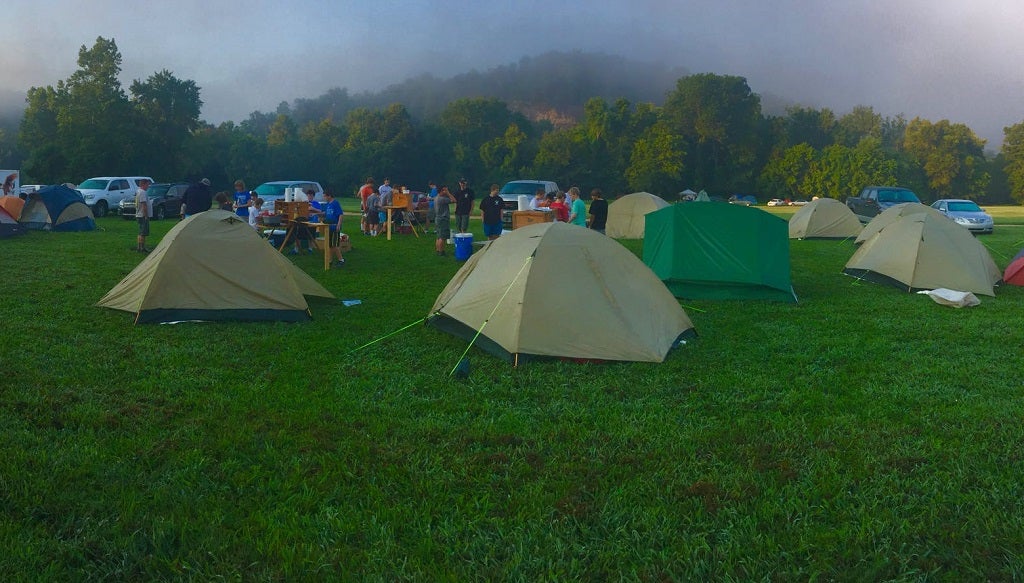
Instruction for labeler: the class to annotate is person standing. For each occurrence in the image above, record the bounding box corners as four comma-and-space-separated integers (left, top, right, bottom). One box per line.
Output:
480, 184, 504, 241
568, 186, 587, 227
434, 185, 453, 256
378, 178, 393, 228
248, 197, 263, 229
231, 180, 250, 218
588, 188, 608, 234
182, 178, 213, 218
322, 190, 346, 268
529, 188, 549, 210
453, 178, 475, 234
549, 192, 569, 222
365, 188, 382, 236
358, 177, 375, 235
134, 178, 153, 253
427, 181, 438, 231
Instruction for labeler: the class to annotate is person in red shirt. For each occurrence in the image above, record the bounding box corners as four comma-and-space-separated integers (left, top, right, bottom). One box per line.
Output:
358, 177, 375, 235
549, 192, 569, 222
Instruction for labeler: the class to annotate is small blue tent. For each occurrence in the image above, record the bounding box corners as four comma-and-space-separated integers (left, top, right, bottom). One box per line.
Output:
20, 185, 95, 231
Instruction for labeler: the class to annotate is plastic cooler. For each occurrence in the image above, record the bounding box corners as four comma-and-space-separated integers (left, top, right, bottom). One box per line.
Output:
454, 233, 474, 260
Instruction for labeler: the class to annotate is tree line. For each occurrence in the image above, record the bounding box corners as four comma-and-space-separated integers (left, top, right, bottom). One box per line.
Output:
5, 37, 1024, 204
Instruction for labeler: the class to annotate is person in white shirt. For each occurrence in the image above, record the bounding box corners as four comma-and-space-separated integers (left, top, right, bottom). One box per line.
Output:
135, 178, 153, 253
528, 188, 549, 211
248, 197, 263, 229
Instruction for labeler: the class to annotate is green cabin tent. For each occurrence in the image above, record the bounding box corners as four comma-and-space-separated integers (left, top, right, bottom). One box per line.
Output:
643, 202, 798, 302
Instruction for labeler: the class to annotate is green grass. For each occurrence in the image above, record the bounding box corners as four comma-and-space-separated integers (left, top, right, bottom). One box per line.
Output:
2, 205, 1024, 580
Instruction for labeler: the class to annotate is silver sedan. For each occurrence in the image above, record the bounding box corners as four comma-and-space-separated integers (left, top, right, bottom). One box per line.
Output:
931, 199, 994, 234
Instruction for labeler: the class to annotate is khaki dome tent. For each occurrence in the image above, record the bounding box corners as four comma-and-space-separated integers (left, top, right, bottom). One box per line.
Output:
843, 212, 1001, 296
855, 202, 946, 244
604, 191, 670, 239
428, 222, 694, 364
97, 210, 334, 323
788, 197, 863, 239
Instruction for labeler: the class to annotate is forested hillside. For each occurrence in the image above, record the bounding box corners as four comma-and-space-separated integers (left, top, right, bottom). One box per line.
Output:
3, 40, 1023, 204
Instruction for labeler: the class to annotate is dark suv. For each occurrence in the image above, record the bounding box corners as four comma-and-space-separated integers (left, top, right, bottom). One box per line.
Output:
119, 182, 189, 220
846, 186, 921, 222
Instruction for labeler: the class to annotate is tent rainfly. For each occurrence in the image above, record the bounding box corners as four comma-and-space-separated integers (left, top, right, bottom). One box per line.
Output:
788, 197, 863, 239
97, 210, 334, 323
0, 204, 26, 238
855, 202, 946, 244
843, 212, 1002, 295
604, 191, 670, 239
428, 222, 694, 364
1001, 248, 1024, 286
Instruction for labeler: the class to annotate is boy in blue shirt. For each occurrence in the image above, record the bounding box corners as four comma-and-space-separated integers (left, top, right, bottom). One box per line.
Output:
322, 190, 346, 267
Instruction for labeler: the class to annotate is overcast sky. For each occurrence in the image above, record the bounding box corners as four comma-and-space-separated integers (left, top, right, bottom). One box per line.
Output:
3, 0, 1023, 146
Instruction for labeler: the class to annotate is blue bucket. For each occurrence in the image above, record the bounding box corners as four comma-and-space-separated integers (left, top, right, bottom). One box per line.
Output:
454, 233, 474, 261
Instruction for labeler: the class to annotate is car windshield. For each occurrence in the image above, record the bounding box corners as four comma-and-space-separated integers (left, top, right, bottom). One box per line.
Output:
499, 182, 542, 196
255, 184, 288, 196
78, 179, 110, 189
878, 189, 919, 203
948, 201, 982, 212
148, 184, 171, 197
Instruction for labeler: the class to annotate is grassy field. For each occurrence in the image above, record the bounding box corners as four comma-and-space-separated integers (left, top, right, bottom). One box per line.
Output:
2, 202, 1024, 580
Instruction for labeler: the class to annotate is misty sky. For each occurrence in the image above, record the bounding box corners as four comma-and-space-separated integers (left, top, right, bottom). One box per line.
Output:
3, 0, 1023, 146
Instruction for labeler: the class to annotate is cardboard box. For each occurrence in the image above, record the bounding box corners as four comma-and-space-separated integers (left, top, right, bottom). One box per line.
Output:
512, 210, 555, 229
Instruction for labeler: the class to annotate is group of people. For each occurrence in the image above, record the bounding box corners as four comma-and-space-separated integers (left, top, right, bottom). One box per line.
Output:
525, 186, 607, 233
132, 178, 346, 268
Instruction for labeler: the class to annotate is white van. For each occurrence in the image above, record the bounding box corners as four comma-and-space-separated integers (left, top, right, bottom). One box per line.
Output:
77, 176, 154, 217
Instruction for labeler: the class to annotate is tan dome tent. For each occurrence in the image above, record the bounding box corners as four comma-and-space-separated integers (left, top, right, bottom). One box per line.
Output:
604, 192, 670, 239
855, 202, 947, 244
98, 210, 334, 323
428, 222, 694, 364
788, 197, 863, 239
843, 212, 1001, 296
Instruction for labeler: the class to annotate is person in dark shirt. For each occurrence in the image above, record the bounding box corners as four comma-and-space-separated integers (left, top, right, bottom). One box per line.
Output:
182, 178, 212, 217
479, 183, 504, 241
453, 178, 475, 234
588, 188, 609, 234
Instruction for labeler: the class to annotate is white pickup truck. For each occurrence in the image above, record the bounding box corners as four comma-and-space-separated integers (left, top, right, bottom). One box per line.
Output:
498, 180, 559, 229
77, 176, 154, 217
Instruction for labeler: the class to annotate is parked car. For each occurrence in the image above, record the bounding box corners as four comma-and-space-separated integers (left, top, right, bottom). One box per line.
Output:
767, 198, 787, 207
253, 180, 325, 213
20, 184, 44, 196
119, 182, 189, 220
77, 176, 154, 217
498, 180, 559, 229
846, 186, 921, 222
930, 199, 994, 234
729, 194, 757, 206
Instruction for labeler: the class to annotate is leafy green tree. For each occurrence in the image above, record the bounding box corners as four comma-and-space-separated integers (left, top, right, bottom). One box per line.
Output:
624, 121, 684, 195
58, 37, 133, 180
438, 98, 529, 180
129, 69, 203, 179
759, 143, 816, 198
903, 118, 988, 200
1000, 121, 1024, 204
783, 106, 836, 150
836, 105, 883, 146
662, 74, 763, 192
18, 86, 65, 181
480, 123, 530, 184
